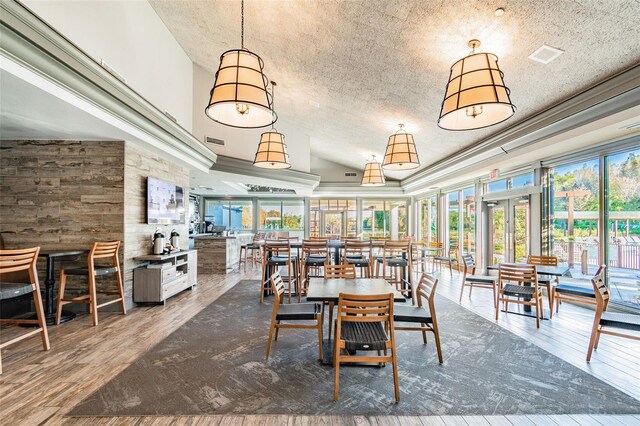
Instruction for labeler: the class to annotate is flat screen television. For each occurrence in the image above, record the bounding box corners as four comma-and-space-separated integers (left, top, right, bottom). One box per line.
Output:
147, 176, 185, 225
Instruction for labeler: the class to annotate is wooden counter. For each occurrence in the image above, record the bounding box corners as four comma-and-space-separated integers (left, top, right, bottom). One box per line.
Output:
193, 234, 253, 274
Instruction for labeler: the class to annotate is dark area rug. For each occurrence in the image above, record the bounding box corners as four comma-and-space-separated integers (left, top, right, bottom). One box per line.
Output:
70, 279, 640, 416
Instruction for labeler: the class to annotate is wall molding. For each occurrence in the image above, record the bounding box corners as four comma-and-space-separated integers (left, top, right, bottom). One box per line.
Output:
0, 0, 216, 171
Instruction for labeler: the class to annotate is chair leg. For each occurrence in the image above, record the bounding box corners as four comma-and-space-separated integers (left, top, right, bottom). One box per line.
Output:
547, 284, 553, 320
265, 319, 276, 360
534, 297, 540, 329
495, 294, 501, 321
334, 355, 340, 401
458, 281, 466, 303
431, 322, 443, 364
32, 285, 50, 351
328, 302, 334, 341
421, 324, 427, 344
492, 284, 497, 308
116, 270, 127, 316
260, 263, 267, 304
274, 320, 281, 340
586, 323, 600, 362
56, 271, 67, 325
316, 313, 323, 362
89, 275, 99, 326
391, 347, 400, 403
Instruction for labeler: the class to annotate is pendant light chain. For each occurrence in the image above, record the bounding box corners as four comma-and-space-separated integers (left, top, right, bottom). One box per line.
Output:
241, 0, 244, 49
270, 81, 277, 129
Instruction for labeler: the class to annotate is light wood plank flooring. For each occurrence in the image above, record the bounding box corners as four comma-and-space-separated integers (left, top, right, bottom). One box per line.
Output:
1, 267, 638, 426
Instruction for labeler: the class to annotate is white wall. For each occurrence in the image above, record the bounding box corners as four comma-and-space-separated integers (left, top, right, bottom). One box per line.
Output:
192, 64, 311, 173
23, 0, 193, 131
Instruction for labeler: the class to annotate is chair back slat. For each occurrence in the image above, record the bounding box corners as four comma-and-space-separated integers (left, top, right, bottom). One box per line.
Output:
527, 255, 558, 266
461, 254, 476, 271
337, 292, 393, 322
592, 270, 609, 309
302, 240, 329, 258
90, 241, 120, 259
343, 240, 371, 260
0, 247, 40, 274
383, 240, 411, 258
324, 262, 356, 278
264, 240, 291, 258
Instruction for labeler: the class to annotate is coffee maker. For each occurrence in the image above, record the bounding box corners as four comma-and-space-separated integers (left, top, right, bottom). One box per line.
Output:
152, 229, 165, 255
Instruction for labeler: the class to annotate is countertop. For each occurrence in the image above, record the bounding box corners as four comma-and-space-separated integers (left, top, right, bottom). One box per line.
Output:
191, 233, 253, 240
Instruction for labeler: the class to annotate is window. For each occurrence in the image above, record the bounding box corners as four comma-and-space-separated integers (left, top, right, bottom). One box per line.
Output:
447, 192, 459, 248
258, 200, 304, 232
203, 199, 252, 231
420, 195, 438, 243
487, 179, 508, 192
361, 200, 407, 239
462, 187, 475, 254
486, 172, 534, 193
309, 199, 356, 237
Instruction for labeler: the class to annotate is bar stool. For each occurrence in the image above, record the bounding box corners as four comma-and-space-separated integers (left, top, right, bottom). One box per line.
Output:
261, 240, 298, 304
300, 239, 329, 295
375, 240, 414, 304
342, 240, 372, 277
56, 241, 126, 326
239, 233, 264, 272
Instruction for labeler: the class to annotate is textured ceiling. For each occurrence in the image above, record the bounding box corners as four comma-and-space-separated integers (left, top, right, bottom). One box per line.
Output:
149, 0, 640, 179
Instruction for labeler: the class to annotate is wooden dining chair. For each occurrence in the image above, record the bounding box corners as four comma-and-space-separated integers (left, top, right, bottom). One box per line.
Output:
322, 262, 356, 340
334, 292, 399, 402
393, 273, 443, 363
527, 255, 558, 318
586, 271, 640, 361
433, 243, 458, 276
57, 241, 126, 326
0, 247, 50, 374
459, 254, 498, 307
342, 240, 372, 278
553, 265, 605, 315
239, 233, 263, 272
265, 272, 323, 361
496, 263, 543, 328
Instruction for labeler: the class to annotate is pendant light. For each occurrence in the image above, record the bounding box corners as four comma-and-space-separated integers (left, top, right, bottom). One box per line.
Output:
438, 39, 515, 131
382, 124, 420, 170
205, 0, 276, 128
361, 155, 386, 186
253, 81, 290, 169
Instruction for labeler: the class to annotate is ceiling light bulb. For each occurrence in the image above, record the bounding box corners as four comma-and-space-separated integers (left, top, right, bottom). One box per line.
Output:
466, 105, 483, 118
495, 7, 505, 16
236, 103, 250, 115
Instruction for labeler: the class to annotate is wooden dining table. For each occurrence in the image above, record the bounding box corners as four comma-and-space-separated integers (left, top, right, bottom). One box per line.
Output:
306, 277, 406, 364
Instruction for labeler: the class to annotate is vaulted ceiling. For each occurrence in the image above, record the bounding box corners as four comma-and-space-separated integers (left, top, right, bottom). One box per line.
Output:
149, 0, 640, 179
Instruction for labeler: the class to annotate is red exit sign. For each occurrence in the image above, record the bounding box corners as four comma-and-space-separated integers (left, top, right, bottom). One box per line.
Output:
489, 169, 499, 180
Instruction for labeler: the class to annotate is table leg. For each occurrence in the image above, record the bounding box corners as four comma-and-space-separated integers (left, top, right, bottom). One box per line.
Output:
44, 257, 76, 325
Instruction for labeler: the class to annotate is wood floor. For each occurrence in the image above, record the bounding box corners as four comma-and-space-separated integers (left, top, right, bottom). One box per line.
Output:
1, 267, 639, 426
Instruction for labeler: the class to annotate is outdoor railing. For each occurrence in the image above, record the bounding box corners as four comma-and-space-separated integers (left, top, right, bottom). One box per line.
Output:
553, 240, 640, 270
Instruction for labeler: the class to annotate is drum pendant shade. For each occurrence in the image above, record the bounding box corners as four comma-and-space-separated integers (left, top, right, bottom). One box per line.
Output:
253, 130, 291, 169
361, 156, 386, 186
205, 49, 276, 128
438, 42, 515, 131
382, 125, 420, 170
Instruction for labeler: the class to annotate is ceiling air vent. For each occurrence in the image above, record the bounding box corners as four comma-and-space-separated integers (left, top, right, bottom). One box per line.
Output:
345, 172, 357, 177
205, 136, 225, 146
164, 111, 177, 123
622, 121, 640, 131
528, 44, 564, 64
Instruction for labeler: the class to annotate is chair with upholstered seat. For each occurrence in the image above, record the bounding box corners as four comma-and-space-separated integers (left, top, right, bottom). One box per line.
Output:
459, 254, 498, 307
375, 240, 414, 304
342, 240, 372, 277
433, 243, 458, 276
334, 292, 399, 402
527, 255, 559, 318
553, 265, 605, 315
261, 240, 298, 304
0, 247, 50, 374
265, 272, 323, 361
393, 273, 442, 363
586, 272, 640, 361
496, 263, 543, 328
300, 240, 329, 295
239, 233, 264, 272
56, 241, 126, 326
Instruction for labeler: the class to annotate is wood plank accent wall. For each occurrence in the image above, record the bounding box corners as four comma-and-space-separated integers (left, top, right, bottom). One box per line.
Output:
123, 141, 189, 306
0, 140, 126, 302
0, 140, 191, 310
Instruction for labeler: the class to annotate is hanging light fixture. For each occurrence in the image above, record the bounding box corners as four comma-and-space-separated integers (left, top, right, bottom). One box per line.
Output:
205, 0, 276, 128
361, 155, 386, 186
382, 124, 420, 170
254, 81, 290, 169
438, 39, 516, 131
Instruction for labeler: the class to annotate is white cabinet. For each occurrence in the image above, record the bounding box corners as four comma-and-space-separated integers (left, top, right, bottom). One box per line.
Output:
133, 250, 197, 304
